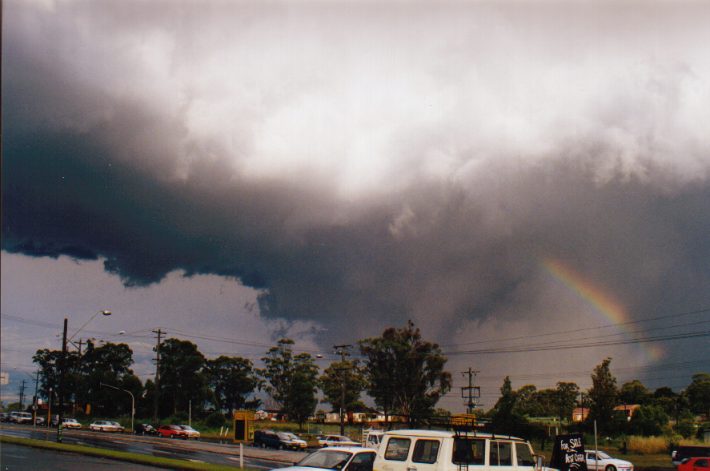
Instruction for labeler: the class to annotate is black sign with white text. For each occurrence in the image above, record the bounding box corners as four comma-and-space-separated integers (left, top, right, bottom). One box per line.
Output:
550, 434, 587, 471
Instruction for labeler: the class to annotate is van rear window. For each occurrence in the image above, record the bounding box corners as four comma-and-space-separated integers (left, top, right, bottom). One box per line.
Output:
385, 438, 411, 461
453, 438, 485, 465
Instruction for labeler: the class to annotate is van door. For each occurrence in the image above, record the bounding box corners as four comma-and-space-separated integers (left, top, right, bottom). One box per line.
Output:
379, 436, 413, 471
407, 438, 443, 471
489, 440, 516, 471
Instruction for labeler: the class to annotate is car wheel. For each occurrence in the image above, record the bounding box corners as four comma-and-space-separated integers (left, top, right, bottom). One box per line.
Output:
605, 465, 616, 471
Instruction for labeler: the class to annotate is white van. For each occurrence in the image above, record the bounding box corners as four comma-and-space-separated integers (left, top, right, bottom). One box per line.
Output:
364, 430, 385, 450
373, 430, 544, 471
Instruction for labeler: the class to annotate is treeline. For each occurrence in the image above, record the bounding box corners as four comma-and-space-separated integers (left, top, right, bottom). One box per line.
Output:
29, 322, 709, 436
487, 358, 710, 438
30, 321, 451, 427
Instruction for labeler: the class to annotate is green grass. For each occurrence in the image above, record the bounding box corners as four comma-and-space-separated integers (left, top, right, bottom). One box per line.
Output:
0, 435, 251, 470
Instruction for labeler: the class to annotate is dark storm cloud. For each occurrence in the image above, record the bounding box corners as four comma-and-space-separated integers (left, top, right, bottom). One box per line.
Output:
3, 0, 710, 351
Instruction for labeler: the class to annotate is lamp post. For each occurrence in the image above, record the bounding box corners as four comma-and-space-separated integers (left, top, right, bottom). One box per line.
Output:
100, 382, 134, 433
57, 310, 112, 441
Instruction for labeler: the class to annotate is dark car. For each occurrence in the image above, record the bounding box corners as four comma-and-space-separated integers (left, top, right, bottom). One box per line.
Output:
673, 446, 710, 466
254, 430, 307, 450
135, 423, 158, 435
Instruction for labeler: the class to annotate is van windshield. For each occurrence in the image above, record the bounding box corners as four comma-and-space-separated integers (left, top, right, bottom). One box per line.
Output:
453, 438, 485, 465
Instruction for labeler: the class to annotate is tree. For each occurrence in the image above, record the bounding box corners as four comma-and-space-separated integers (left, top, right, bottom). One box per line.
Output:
206, 356, 259, 414
32, 348, 81, 406
514, 385, 541, 417
491, 376, 527, 435
619, 380, 651, 405
319, 359, 367, 418
588, 358, 618, 432
556, 382, 580, 423
359, 321, 452, 426
79, 341, 139, 417
261, 338, 319, 429
158, 338, 208, 418
628, 404, 669, 436
685, 373, 710, 417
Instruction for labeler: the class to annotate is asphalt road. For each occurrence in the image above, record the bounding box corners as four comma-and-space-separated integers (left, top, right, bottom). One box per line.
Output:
0, 442, 162, 470
0, 423, 299, 469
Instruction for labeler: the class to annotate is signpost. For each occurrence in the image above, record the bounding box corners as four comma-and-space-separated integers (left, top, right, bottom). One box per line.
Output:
233, 410, 255, 443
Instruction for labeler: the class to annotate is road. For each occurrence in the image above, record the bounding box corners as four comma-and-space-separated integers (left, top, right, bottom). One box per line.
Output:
1, 442, 162, 470
0, 423, 302, 469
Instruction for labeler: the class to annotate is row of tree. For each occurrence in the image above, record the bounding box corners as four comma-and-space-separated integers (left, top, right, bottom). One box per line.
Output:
30, 323, 709, 436
31, 321, 451, 427
489, 358, 710, 437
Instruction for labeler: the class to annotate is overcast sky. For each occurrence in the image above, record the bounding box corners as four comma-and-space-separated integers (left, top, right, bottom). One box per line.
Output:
2, 0, 710, 411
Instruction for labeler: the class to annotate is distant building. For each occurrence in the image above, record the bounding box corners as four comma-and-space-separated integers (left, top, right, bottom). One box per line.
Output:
572, 407, 589, 422
614, 404, 641, 421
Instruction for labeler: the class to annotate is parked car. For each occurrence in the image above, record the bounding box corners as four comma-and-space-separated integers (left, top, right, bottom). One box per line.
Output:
157, 424, 188, 439
179, 425, 201, 439
254, 429, 308, 450
673, 447, 710, 466
0, 412, 11, 422
319, 435, 361, 448
9, 412, 33, 424
34, 416, 45, 425
279, 447, 377, 471
135, 423, 158, 436
60, 418, 81, 429
373, 429, 543, 471
90, 420, 124, 432
586, 451, 633, 471
677, 457, 709, 471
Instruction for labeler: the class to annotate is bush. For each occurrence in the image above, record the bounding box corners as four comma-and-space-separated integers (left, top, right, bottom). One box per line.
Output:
204, 412, 226, 428
164, 412, 188, 424
627, 436, 668, 454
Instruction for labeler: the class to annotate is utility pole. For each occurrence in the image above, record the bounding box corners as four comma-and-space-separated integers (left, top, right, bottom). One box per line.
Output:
19, 380, 26, 410
334, 344, 352, 436
58, 317, 68, 440
460, 368, 480, 415
152, 328, 163, 423
33, 370, 40, 428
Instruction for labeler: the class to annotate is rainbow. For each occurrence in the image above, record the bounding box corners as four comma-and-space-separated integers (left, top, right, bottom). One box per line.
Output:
541, 258, 663, 361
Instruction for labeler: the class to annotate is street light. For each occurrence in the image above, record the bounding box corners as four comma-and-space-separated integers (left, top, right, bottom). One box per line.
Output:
57, 309, 112, 441
100, 382, 134, 433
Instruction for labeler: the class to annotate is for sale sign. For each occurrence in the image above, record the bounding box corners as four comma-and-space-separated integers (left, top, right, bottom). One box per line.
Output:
550, 433, 587, 471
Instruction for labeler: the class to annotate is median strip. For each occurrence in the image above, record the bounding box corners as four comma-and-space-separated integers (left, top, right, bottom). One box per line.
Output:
0, 435, 251, 470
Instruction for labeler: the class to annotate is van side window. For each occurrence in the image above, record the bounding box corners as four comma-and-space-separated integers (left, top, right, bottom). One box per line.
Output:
413, 440, 440, 464
385, 438, 411, 461
516, 443, 535, 466
490, 441, 512, 466
453, 438, 485, 465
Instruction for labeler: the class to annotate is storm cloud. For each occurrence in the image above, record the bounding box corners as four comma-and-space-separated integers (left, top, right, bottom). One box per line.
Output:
3, 0, 710, 392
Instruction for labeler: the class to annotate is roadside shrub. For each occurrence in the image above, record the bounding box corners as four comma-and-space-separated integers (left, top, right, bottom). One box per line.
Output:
627, 436, 668, 454
204, 412, 226, 428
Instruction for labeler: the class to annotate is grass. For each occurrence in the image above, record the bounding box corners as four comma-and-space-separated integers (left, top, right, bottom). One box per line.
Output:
0, 435, 250, 470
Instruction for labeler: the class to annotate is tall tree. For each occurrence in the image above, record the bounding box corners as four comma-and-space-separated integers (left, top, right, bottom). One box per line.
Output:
80, 341, 139, 417
685, 373, 710, 417
319, 359, 367, 417
158, 338, 208, 417
206, 356, 259, 414
491, 376, 527, 434
555, 382, 580, 423
359, 321, 452, 426
619, 380, 651, 405
32, 348, 81, 406
261, 338, 319, 429
588, 358, 618, 432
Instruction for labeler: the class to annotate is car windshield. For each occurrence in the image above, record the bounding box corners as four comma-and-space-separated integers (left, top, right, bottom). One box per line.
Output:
280, 432, 299, 440
597, 452, 611, 460
181, 425, 196, 431
298, 450, 352, 470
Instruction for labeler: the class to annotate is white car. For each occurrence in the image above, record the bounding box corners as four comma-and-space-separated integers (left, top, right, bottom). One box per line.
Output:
179, 425, 201, 439
586, 451, 633, 471
90, 420, 124, 432
318, 434, 361, 447
61, 418, 82, 429
276, 447, 376, 471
